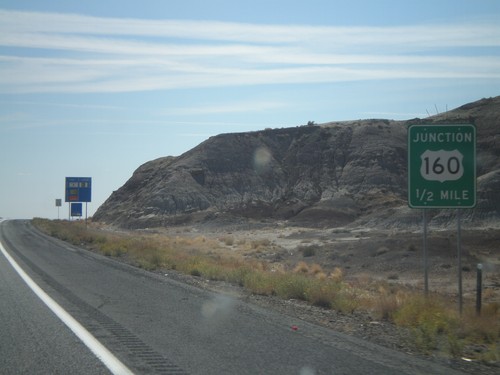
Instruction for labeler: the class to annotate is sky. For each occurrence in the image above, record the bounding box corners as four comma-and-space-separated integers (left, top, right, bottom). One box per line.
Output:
1, 0, 499, 220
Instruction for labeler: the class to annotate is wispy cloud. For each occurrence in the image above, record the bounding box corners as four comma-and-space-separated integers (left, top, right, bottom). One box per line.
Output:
0, 99, 125, 110
0, 9, 499, 93
161, 100, 288, 116
0, 115, 261, 131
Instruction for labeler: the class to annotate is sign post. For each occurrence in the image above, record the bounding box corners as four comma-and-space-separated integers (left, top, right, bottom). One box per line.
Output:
423, 210, 428, 295
408, 124, 476, 310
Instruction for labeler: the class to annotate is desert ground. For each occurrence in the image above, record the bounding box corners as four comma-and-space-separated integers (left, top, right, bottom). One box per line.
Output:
147, 219, 500, 305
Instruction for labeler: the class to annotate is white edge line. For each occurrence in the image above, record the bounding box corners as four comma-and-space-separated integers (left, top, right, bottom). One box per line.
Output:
0, 239, 134, 375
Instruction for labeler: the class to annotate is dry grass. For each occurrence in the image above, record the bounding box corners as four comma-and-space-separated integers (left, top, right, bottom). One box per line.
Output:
32, 218, 500, 363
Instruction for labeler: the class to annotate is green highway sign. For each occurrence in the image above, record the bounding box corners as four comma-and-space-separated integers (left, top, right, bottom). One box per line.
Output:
408, 124, 476, 208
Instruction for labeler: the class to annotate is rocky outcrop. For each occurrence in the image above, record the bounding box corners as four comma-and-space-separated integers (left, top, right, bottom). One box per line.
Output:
93, 97, 500, 229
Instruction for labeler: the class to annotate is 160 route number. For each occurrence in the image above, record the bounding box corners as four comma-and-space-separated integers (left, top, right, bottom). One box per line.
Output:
420, 149, 464, 183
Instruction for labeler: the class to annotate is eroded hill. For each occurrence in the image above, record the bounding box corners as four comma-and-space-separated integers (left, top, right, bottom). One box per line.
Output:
93, 96, 500, 229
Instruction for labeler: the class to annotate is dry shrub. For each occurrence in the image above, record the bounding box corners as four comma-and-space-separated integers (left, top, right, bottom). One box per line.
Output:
315, 272, 328, 281
225, 266, 253, 286
299, 244, 318, 257
461, 302, 500, 344
393, 295, 500, 362
333, 285, 361, 313
100, 237, 129, 257
293, 261, 309, 274
306, 279, 339, 309
393, 295, 460, 354
275, 273, 311, 301
221, 236, 234, 246
374, 286, 408, 321
137, 247, 165, 270
309, 263, 323, 275
329, 267, 344, 282
251, 238, 271, 249
243, 271, 277, 296
407, 244, 417, 252
270, 263, 286, 274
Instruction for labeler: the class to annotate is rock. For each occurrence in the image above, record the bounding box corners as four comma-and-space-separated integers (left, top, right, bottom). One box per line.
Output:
93, 97, 500, 229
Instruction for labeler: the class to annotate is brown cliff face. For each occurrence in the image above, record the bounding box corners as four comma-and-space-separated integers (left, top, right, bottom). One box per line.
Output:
93, 97, 500, 229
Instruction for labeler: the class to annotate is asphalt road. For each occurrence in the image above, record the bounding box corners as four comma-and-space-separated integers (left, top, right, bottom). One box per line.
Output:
0, 219, 466, 375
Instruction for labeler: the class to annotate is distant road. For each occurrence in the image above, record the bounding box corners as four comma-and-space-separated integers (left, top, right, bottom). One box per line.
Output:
0, 220, 466, 374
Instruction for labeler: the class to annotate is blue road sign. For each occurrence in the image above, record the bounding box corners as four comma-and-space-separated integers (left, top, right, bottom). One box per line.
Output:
65, 177, 92, 202
71, 202, 83, 217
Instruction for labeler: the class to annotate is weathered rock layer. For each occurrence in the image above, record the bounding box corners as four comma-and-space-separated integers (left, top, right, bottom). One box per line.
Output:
94, 97, 500, 229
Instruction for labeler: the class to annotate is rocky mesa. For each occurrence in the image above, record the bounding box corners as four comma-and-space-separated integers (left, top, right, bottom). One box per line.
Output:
93, 96, 500, 229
